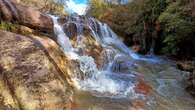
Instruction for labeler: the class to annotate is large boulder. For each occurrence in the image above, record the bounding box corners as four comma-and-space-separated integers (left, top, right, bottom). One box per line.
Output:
0, 30, 73, 110
0, 0, 53, 33
186, 71, 195, 97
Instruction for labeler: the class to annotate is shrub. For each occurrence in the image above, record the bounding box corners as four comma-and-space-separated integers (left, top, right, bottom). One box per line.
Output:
19, 0, 65, 15
87, 0, 195, 57
158, 1, 194, 55
0, 21, 17, 32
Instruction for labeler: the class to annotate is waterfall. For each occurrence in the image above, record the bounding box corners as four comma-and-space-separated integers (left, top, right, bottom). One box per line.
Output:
50, 14, 158, 98
47, 13, 195, 110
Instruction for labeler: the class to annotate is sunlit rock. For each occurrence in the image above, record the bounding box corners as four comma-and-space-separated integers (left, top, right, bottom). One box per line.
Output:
0, 0, 53, 33
0, 30, 72, 110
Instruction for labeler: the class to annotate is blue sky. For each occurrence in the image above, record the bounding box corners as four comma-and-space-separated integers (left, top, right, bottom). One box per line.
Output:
73, 0, 88, 4
65, 0, 88, 15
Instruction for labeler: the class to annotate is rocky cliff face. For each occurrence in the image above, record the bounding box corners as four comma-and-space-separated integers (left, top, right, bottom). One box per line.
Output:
0, 30, 73, 110
0, 1, 80, 109
0, 0, 53, 33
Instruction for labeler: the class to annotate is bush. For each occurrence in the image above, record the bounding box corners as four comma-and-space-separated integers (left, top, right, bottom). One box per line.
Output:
0, 21, 17, 32
87, 0, 195, 57
87, 0, 112, 19
19, 0, 65, 15
87, 0, 168, 53
158, 1, 194, 55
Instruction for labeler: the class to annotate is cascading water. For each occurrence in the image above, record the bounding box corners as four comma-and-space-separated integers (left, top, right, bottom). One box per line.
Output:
50, 14, 195, 110
50, 14, 150, 98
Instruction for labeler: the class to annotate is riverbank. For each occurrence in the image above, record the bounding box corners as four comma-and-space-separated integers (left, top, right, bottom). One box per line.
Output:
1, 0, 195, 110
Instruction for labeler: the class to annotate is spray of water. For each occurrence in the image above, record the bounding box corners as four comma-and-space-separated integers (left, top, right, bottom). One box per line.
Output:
50, 14, 158, 98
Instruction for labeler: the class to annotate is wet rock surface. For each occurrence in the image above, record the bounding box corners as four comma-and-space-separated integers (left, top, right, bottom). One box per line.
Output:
176, 60, 195, 97
177, 61, 195, 72
186, 71, 195, 97
52, 14, 195, 110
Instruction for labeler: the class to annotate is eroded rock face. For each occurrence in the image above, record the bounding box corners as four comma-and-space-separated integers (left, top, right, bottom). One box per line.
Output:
177, 61, 195, 72
0, 30, 72, 110
186, 71, 195, 97
0, 0, 53, 33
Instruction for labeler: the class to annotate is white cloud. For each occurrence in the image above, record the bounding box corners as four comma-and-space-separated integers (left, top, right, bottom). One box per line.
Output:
65, 0, 88, 15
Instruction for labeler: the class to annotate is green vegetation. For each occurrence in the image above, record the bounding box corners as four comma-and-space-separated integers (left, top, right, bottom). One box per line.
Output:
0, 21, 40, 37
87, 0, 112, 19
87, 0, 195, 58
158, 0, 194, 55
20, 0, 65, 14
0, 21, 17, 32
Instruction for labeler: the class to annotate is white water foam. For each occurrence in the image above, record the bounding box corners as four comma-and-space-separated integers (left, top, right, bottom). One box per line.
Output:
50, 15, 157, 98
